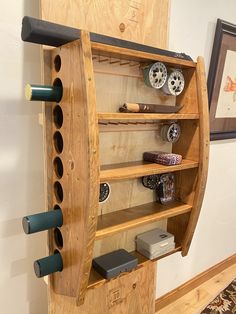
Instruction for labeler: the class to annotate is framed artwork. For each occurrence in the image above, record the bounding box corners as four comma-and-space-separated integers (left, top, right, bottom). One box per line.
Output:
208, 19, 236, 140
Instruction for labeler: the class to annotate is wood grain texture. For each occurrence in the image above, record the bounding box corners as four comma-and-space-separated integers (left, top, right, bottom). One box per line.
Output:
100, 160, 199, 182
49, 261, 156, 314
98, 112, 199, 121
47, 32, 99, 305
94, 220, 167, 258
180, 57, 209, 256
155, 254, 236, 313
91, 42, 196, 68
96, 201, 191, 240
41, 0, 169, 49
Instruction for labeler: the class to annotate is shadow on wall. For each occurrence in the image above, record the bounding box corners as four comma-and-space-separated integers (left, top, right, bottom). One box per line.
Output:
17, 0, 48, 313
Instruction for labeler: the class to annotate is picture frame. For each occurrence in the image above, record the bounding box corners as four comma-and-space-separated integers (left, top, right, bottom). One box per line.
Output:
208, 19, 236, 141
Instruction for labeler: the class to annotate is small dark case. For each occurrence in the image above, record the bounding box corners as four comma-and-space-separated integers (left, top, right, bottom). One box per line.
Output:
143, 151, 182, 165
92, 249, 138, 279
156, 173, 175, 204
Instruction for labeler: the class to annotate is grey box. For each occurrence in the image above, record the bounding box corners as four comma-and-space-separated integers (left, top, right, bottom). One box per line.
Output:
136, 228, 175, 258
92, 249, 138, 279
136, 243, 175, 260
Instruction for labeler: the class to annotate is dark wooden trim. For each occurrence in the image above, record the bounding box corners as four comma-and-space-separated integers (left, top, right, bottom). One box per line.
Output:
155, 253, 236, 312
207, 18, 236, 141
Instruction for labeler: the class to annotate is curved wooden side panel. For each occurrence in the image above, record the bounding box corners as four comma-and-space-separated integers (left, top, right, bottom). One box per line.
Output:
48, 31, 99, 304
181, 56, 210, 256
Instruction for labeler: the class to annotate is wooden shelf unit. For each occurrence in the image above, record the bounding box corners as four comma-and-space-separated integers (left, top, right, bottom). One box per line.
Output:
98, 112, 200, 121
44, 30, 209, 305
88, 246, 182, 289
100, 160, 199, 182
95, 201, 192, 240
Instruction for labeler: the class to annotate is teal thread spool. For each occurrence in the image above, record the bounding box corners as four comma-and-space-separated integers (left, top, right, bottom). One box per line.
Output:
34, 252, 63, 277
25, 83, 62, 102
22, 209, 63, 234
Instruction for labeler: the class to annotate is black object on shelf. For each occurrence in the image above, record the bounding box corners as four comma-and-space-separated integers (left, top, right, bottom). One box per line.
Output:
92, 249, 138, 279
21, 16, 192, 61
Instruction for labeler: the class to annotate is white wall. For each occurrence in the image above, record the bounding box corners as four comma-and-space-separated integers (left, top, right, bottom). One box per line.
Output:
0, 1, 47, 313
156, 0, 236, 298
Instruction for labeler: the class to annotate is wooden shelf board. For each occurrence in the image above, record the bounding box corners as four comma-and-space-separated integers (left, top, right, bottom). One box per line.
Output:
100, 160, 199, 183
87, 247, 181, 290
96, 201, 192, 240
98, 112, 199, 121
91, 42, 196, 68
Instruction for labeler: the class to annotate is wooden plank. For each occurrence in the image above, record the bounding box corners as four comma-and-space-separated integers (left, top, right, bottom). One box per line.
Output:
88, 247, 182, 290
155, 253, 236, 313
100, 160, 199, 182
96, 201, 192, 240
47, 32, 100, 305
41, 0, 170, 49
88, 251, 150, 289
98, 112, 199, 121
49, 261, 156, 314
180, 57, 210, 256
91, 42, 196, 68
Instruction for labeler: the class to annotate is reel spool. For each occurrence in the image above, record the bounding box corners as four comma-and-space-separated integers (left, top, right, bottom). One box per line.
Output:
143, 62, 167, 89
142, 175, 160, 190
99, 183, 111, 203
162, 69, 185, 96
161, 123, 181, 143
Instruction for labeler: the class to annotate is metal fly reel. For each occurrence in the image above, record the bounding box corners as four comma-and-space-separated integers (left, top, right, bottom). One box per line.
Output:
142, 175, 160, 190
161, 123, 181, 143
99, 183, 111, 203
162, 69, 185, 96
143, 62, 167, 89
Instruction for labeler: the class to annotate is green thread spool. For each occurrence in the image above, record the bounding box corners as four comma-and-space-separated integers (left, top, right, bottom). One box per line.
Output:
34, 252, 63, 278
25, 83, 62, 102
22, 209, 63, 234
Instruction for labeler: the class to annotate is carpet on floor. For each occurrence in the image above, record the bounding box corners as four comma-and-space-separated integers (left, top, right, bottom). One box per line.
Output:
201, 278, 236, 313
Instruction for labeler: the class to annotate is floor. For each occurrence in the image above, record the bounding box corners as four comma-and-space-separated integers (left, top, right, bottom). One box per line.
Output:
156, 262, 236, 314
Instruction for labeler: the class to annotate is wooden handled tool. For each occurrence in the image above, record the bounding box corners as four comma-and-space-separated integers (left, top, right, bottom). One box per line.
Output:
119, 103, 183, 113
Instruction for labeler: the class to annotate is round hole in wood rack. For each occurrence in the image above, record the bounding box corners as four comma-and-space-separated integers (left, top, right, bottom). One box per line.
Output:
53, 204, 61, 210
54, 228, 63, 249
53, 249, 63, 272
53, 78, 63, 102
53, 105, 63, 129
54, 181, 63, 203
53, 157, 64, 179
53, 131, 63, 154
54, 55, 61, 72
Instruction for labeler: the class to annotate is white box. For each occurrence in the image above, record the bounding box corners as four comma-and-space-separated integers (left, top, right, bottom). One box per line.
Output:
136, 228, 175, 258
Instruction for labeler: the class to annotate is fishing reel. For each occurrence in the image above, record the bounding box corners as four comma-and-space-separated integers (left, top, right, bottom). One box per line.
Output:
161, 122, 181, 143
99, 183, 110, 203
162, 69, 185, 96
143, 62, 167, 89
143, 62, 185, 96
142, 173, 175, 204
